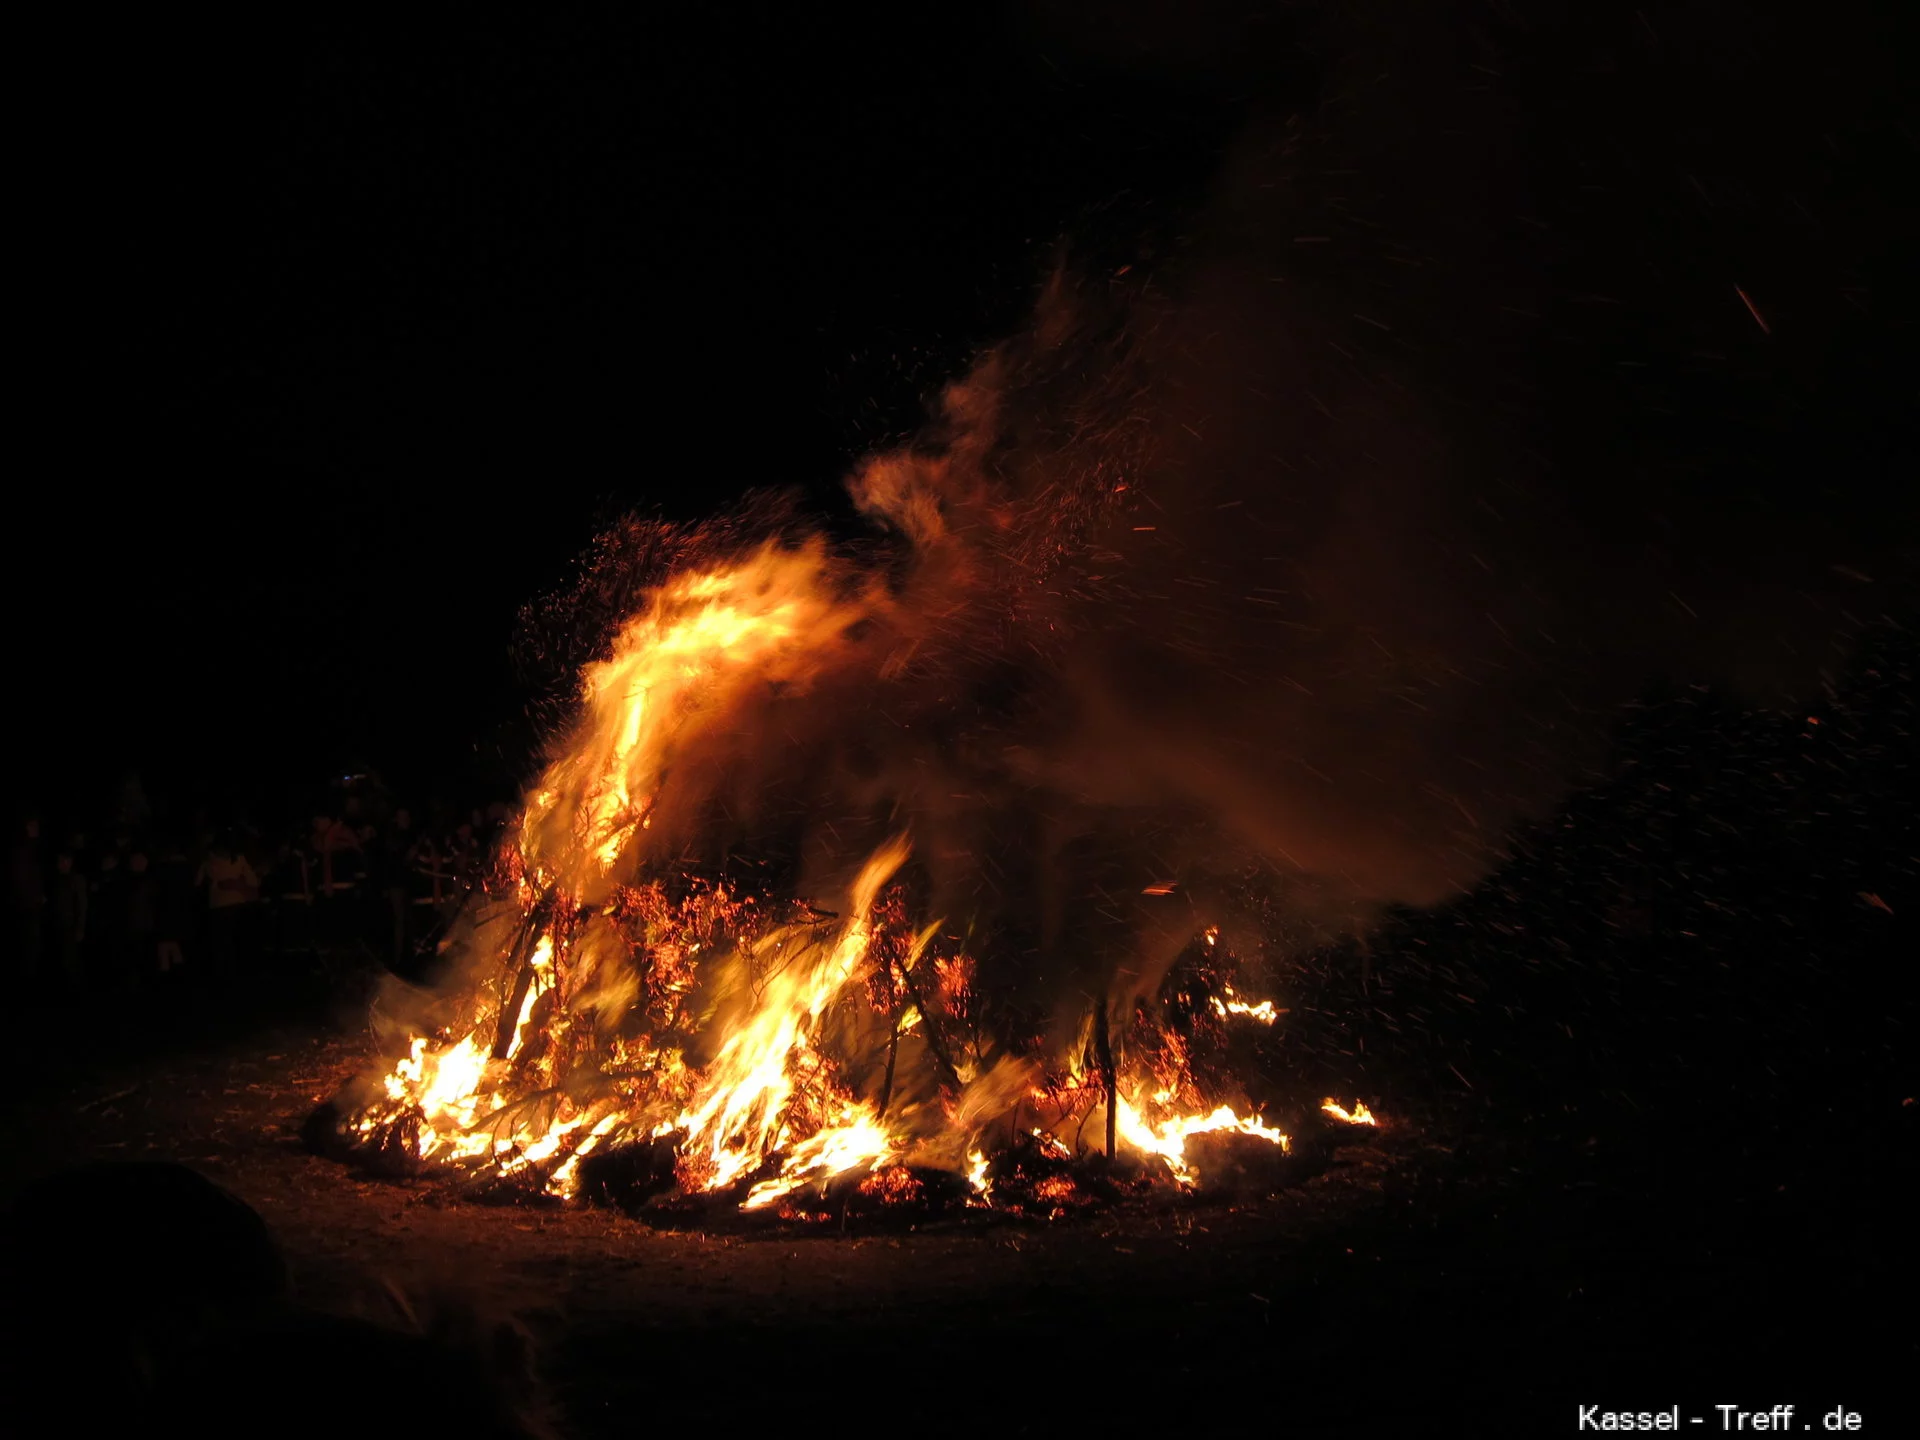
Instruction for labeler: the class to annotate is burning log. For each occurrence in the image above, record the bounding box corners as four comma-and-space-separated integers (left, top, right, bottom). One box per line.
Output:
1178, 1128, 1300, 1196
572, 1135, 682, 1208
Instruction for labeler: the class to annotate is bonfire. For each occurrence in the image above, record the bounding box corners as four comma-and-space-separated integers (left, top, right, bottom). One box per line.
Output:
314, 514, 1383, 1222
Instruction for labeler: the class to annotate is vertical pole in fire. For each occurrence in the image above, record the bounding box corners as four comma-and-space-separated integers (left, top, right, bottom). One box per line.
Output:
1093, 990, 1118, 1162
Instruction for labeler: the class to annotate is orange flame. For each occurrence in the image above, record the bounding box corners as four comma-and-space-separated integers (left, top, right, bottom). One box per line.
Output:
354, 546, 924, 1202
1322, 1099, 1377, 1126
671, 835, 909, 1194
346, 540, 1322, 1212
1210, 983, 1281, 1024
522, 542, 876, 887
1114, 1094, 1289, 1187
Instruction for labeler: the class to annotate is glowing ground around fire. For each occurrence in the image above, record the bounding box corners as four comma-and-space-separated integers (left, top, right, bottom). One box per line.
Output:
12, 1013, 1905, 1437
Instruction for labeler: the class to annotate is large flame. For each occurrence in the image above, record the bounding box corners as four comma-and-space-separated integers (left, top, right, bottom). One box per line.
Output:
672, 836, 907, 1194
522, 540, 874, 887
345, 539, 1357, 1208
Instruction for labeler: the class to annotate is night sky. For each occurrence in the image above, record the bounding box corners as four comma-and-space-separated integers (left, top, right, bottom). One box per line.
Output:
17, 2, 1913, 824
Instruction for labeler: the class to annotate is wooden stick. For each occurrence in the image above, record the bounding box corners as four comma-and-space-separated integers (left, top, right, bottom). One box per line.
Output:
877, 1011, 901, 1117
900, 966, 963, 1094
1093, 990, 1117, 1162
492, 895, 554, 1059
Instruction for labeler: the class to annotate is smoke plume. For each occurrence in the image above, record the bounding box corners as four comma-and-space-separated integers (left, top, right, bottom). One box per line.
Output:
511, 0, 1909, 1027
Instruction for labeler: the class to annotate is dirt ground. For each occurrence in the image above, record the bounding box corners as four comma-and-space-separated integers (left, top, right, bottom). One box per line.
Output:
4, 996, 1911, 1437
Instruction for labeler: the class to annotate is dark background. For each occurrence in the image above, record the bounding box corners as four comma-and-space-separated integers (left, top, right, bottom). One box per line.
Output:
15, 1, 1914, 818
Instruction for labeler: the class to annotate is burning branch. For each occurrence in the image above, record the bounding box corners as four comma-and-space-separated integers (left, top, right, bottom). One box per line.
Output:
896, 958, 965, 1098
492, 893, 560, 1061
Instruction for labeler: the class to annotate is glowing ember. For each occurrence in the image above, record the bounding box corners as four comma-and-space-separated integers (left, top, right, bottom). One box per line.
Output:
1322, 1099, 1377, 1126
1030, 1128, 1072, 1162
1210, 984, 1280, 1024
856, 1166, 925, 1206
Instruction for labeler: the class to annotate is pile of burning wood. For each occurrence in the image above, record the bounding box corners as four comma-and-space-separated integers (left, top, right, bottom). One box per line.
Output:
307, 544, 1384, 1225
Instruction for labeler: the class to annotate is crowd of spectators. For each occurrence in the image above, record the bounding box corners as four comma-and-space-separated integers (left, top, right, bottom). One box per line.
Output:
4, 769, 516, 1001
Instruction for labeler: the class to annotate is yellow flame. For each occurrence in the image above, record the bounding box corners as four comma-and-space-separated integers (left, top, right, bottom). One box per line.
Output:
740, 1104, 897, 1210
1030, 1127, 1071, 1161
506, 935, 555, 1059
524, 542, 873, 885
1209, 983, 1280, 1024
1114, 1095, 1289, 1187
1322, 1099, 1377, 1126
669, 836, 910, 1192
357, 549, 917, 1202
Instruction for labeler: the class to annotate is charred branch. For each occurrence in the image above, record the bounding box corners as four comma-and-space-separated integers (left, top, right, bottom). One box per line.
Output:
899, 963, 964, 1095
